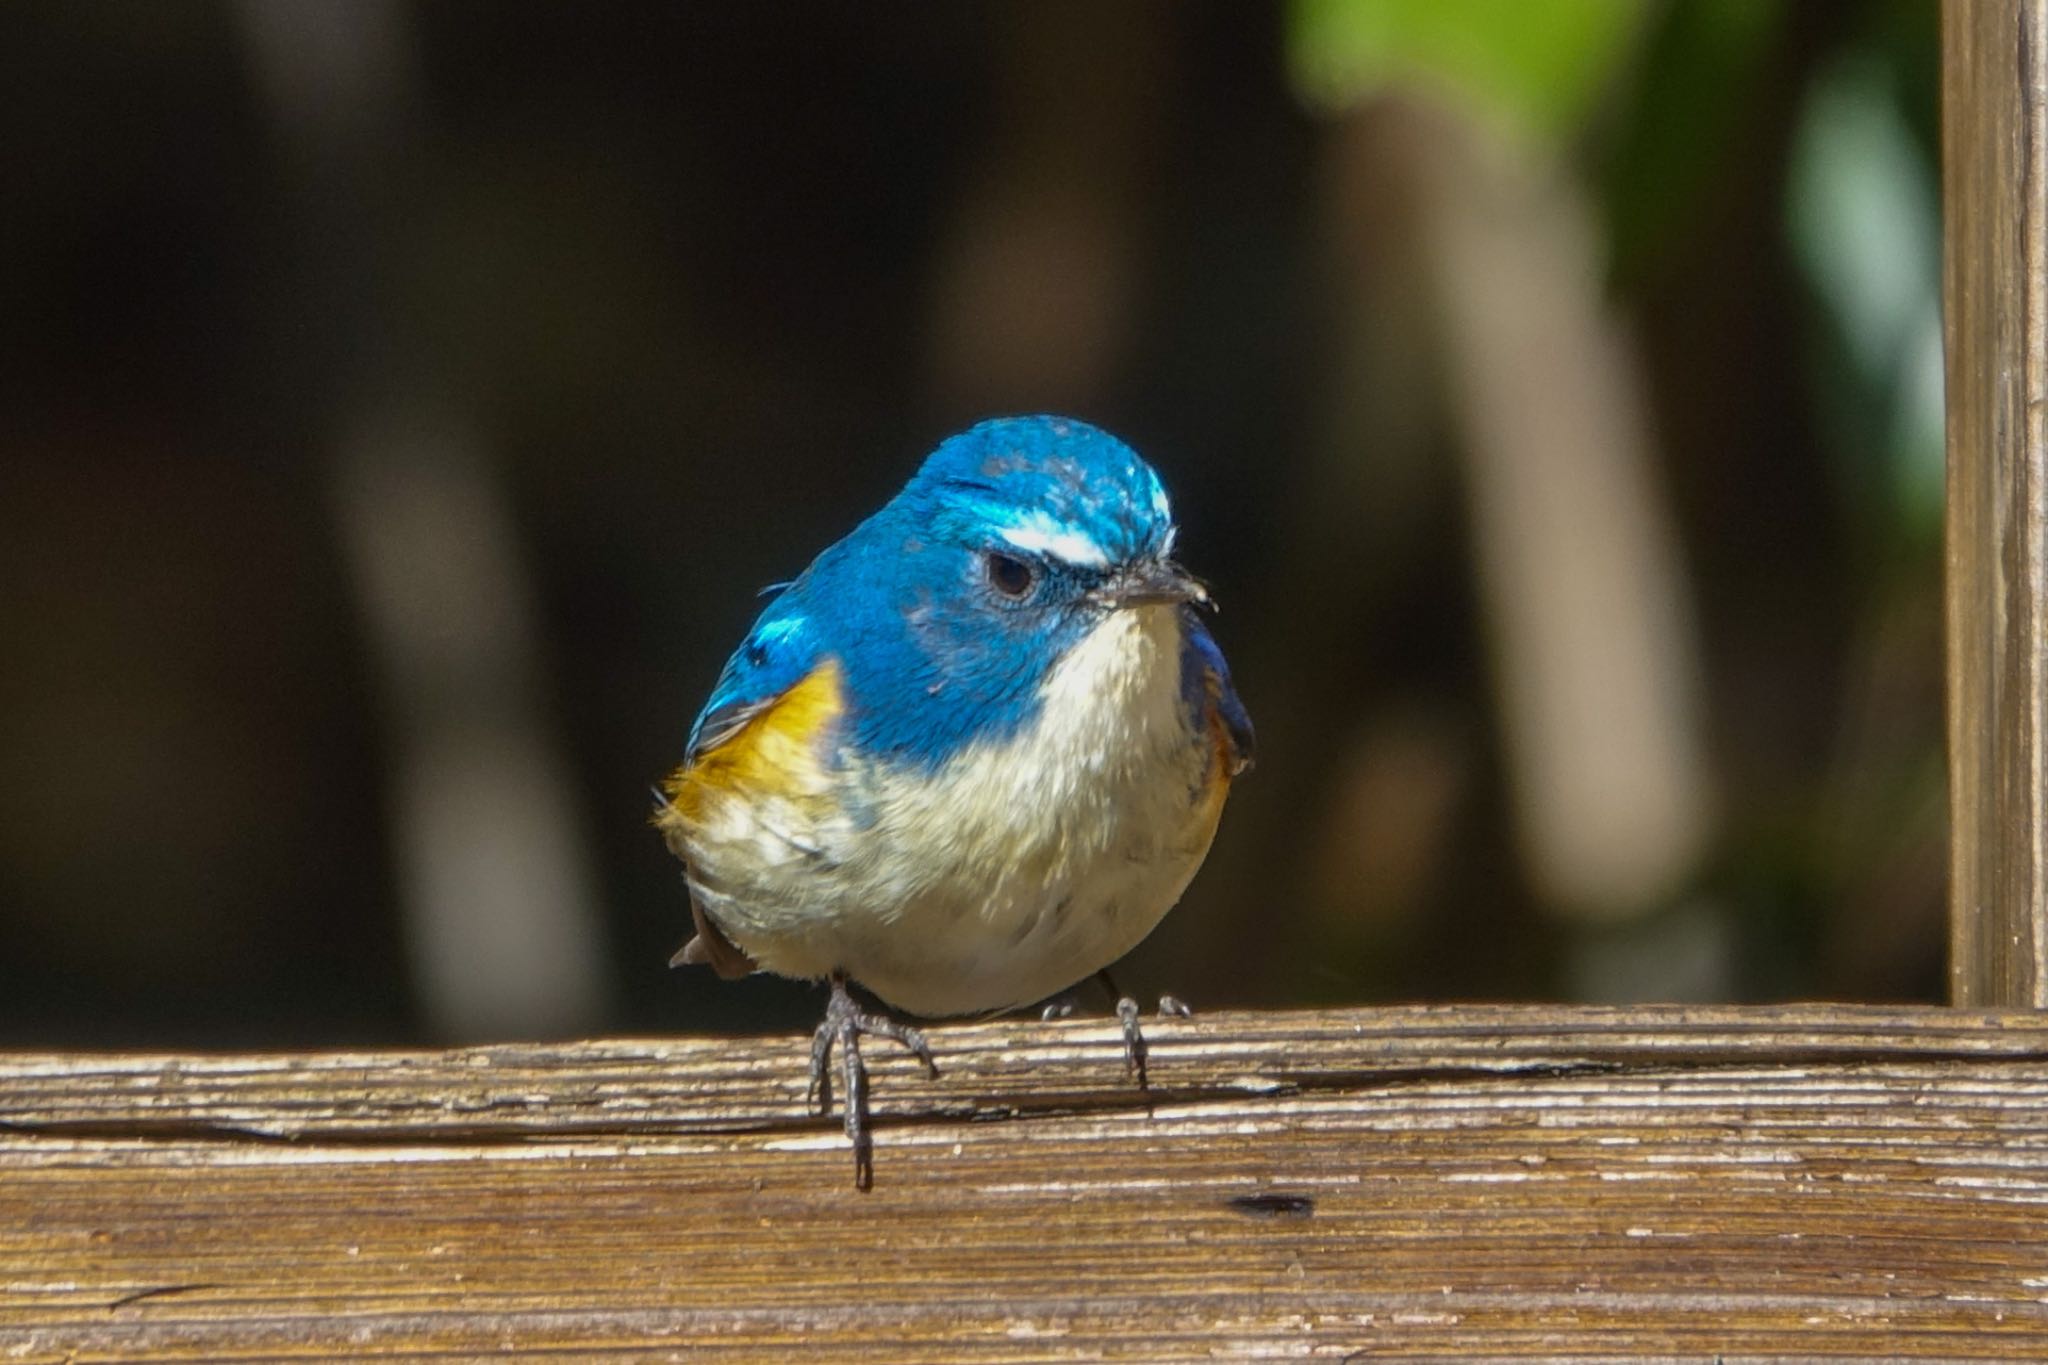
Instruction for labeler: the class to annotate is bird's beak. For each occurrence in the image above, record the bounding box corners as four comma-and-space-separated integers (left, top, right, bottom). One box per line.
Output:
1097, 558, 1212, 610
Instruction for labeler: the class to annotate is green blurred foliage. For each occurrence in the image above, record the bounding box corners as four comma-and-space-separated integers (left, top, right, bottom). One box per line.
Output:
1279, 0, 1947, 1005
1287, 0, 1647, 143
1788, 44, 1944, 554
1600, 0, 1782, 284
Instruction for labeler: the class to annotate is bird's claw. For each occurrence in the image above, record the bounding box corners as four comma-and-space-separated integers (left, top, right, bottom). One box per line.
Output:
1112, 991, 1191, 1091
808, 972, 938, 1191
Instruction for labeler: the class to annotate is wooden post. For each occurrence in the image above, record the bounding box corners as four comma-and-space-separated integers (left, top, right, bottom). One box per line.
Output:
1945, 0, 2048, 1007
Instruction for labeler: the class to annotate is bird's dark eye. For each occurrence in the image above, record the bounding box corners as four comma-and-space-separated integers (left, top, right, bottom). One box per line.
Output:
983, 551, 1036, 599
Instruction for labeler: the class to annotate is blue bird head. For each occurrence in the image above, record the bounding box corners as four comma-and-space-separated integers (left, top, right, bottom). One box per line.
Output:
695, 416, 1221, 770
904, 415, 1179, 571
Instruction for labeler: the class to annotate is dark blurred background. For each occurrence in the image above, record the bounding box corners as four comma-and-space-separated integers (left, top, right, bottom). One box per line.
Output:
0, 1, 1945, 1047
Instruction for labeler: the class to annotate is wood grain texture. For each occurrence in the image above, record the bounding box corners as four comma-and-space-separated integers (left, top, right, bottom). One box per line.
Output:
1946, 0, 2048, 1006
4, 1004, 2048, 1360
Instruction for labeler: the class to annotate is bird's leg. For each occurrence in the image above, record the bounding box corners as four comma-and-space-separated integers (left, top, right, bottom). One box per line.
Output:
1094, 969, 1191, 1091
807, 971, 939, 1191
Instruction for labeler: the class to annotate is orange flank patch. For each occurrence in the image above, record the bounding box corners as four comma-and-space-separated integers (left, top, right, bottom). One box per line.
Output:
1178, 671, 1238, 844
1205, 670, 1251, 781
656, 659, 845, 837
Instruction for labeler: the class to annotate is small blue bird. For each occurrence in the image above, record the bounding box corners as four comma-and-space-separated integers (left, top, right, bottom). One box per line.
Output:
656, 415, 1253, 1186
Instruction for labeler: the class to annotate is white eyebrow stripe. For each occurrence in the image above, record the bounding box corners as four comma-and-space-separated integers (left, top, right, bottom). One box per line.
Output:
998, 517, 1110, 568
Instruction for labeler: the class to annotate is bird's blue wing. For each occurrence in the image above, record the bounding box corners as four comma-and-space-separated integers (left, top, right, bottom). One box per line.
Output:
685, 593, 825, 763
1180, 611, 1254, 772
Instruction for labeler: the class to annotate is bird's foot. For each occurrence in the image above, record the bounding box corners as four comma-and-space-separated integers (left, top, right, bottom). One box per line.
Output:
1096, 970, 1191, 1091
807, 972, 939, 1191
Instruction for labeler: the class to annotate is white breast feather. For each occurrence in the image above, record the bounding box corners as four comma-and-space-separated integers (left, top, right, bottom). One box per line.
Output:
680, 604, 1224, 1016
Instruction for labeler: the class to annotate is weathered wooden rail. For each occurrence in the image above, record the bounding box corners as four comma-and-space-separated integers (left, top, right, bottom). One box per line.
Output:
4, 1004, 2048, 1360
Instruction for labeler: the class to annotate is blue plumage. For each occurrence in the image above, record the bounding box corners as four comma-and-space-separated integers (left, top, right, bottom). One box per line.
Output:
687, 415, 1244, 773
1178, 613, 1254, 768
